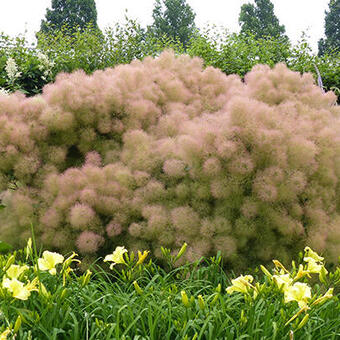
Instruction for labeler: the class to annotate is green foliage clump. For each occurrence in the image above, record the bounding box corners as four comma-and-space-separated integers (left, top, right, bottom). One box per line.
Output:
187, 28, 340, 101
239, 0, 287, 40
40, 0, 99, 35
0, 34, 55, 96
150, 0, 197, 47
0, 21, 339, 102
318, 0, 340, 56
0, 51, 339, 270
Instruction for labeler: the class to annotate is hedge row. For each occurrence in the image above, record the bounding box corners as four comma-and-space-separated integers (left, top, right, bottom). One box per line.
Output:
1, 21, 339, 100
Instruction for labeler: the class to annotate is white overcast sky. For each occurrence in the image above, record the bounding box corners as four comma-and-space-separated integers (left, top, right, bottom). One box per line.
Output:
0, 0, 330, 53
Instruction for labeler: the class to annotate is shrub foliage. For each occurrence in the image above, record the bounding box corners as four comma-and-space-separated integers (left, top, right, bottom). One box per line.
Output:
0, 51, 339, 269
1, 24, 339, 101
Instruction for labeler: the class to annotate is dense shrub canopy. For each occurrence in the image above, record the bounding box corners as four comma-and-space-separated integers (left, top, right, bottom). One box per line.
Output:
0, 51, 339, 269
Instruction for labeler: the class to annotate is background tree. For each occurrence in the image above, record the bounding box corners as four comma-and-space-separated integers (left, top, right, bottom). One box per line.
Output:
40, 0, 99, 34
150, 0, 196, 47
318, 0, 340, 55
239, 0, 287, 40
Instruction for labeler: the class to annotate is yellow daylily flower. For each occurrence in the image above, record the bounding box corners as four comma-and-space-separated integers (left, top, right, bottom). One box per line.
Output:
136, 250, 149, 266
6, 264, 29, 280
2, 278, 31, 300
38, 251, 64, 275
304, 247, 324, 262
294, 264, 311, 280
226, 275, 254, 294
284, 282, 311, 309
272, 273, 293, 290
104, 246, 127, 269
304, 257, 327, 274
0, 328, 11, 340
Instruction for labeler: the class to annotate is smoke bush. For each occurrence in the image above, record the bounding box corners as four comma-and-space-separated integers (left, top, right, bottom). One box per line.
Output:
0, 51, 339, 269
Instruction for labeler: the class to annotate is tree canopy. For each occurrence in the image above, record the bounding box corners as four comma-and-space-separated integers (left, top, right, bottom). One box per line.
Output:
40, 0, 99, 34
150, 0, 196, 47
318, 0, 340, 55
239, 0, 287, 40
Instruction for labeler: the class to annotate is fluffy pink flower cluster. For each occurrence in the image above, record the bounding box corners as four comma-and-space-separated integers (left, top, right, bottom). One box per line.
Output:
0, 51, 339, 269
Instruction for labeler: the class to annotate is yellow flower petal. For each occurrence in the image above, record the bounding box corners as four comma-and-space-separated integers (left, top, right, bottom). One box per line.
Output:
38, 251, 64, 275
284, 282, 311, 307
6, 264, 29, 280
136, 250, 149, 266
303, 257, 327, 274
2, 278, 31, 300
226, 275, 254, 294
304, 247, 324, 262
272, 273, 293, 290
104, 246, 127, 265
0, 329, 11, 340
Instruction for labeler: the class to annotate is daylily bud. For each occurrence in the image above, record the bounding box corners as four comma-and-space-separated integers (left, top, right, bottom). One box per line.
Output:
215, 283, 221, 293
240, 309, 247, 325
4, 254, 15, 272
13, 315, 21, 333
311, 288, 333, 306
296, 313, 309, 330
181, 290, 190, 307
272, 260, 288, 273
136, 250, 149, 266
210, 293, 219, 306
319, 266, 328, 285
80, 270, 92, 287
197, 295, 205, 310
175, 243, 187, 262
285, 306, 308, 326
39, 282, 51, 299
133, 281, 143, 295
60, 288, 68, 301
25, 238, 32, 260
260, 265, 272, 279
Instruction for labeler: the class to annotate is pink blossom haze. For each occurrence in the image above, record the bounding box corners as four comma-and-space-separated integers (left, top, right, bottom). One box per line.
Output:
0, 50, 339, 269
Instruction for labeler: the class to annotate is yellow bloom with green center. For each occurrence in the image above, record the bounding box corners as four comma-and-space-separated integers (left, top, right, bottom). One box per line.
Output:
226, 275, 254, 294
0, 328, 11, 340
104, 246, 127, 269
284, 282, 311, 309
272, 273, 293, 290
304, 257, 327, 274
38, 251, 64, 275
2, 278, 30, 300
304, 247, 324, 262
6, 264, 29, 280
